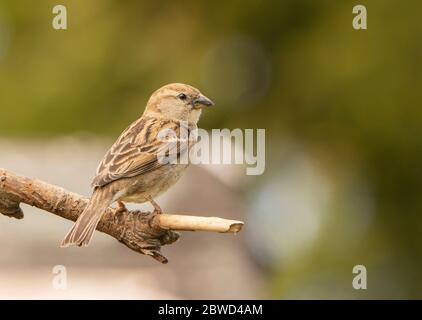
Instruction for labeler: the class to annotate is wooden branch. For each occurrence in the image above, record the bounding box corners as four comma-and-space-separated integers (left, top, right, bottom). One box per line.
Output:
0, 168, 244, 264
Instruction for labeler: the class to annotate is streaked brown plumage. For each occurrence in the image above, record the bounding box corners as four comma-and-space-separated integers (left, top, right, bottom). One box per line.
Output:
61, 83, 214, 247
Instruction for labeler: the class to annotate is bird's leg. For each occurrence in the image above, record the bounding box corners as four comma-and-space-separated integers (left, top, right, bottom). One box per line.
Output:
147, 196, 162, 214
115, 201, 128, 223
115, 201, 128, 240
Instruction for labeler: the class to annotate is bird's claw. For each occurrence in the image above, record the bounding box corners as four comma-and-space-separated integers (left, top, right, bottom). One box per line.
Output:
148, 197, 163, 214
114, 201, 128, 226
116, 201, 128, 214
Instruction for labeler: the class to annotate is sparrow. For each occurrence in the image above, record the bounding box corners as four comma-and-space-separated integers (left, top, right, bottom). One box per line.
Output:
61, 83, 214, 247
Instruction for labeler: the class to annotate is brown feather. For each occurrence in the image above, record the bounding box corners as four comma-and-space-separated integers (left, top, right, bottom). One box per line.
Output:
92, 117, 196, 188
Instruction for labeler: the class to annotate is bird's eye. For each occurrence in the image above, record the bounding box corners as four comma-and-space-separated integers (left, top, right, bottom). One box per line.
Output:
178, 93, 187, 101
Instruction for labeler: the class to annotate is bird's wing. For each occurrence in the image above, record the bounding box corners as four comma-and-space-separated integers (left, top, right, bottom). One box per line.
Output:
92, 117, 194, 188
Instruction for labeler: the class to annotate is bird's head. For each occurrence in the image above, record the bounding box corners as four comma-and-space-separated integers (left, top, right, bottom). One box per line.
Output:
144, 83, 214, 124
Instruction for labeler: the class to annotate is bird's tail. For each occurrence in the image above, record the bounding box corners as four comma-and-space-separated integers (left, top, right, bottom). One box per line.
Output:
61, 189, 112, 247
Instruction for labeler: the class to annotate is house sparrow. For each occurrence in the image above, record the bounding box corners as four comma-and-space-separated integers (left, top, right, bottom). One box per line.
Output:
61, 83, 214, 247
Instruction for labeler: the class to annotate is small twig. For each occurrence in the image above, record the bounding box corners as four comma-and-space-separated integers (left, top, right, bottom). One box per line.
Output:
0, 168, 244, 263
158, 215, 244, 233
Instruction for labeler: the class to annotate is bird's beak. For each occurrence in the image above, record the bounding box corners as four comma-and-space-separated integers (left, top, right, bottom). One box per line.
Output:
193, 94, 214, 109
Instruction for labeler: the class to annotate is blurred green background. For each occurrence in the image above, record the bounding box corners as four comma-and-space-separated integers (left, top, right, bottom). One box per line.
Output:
1, 0, 422, 299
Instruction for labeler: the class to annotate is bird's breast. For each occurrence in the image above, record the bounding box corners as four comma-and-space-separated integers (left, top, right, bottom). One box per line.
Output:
116, 163, 189, 204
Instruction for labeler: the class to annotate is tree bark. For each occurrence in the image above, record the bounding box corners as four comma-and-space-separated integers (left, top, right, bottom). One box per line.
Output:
0, 168, 244, 264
